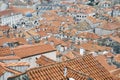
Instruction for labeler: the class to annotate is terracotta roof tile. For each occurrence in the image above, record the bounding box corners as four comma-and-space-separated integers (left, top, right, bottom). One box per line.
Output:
0, 9, 14, 17
78, 43, 111, 52
13, 44, 56, 58
110, 36, 120, 43
36, 55, 55, 66
99, 22, 120, 30
37, 31, 47, 37
0, 56, 20, 60
114, 54, 120, 63
0, 25, 10, 31
77, 32, 100, 40
96, 55, 116, 71
6, 62, 30, 67
110, 68, 120, 79
0, 62, 22, 76
8, 54, 116, 80
66, 54, 115, 80
67, 67, 91, 80
11, 7, 36, 14
48, 37, 64, 46
0, 47, 11, 56
105, 53, 115, 58
62, 51, 77, 61
87, 16, 101, 24
4, 67, 22, 75
15, 37, 27, 44
0, 65, 5, 77
0, 37, 17, 46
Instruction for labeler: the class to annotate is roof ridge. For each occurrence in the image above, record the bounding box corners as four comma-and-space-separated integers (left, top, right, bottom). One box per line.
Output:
66, 67, 90, 77
27, 54, 89, 72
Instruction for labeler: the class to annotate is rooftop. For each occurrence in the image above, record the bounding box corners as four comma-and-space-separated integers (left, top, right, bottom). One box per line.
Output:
13, 44, 56, 58
36, 55, 56, 66
8, 54, 116, 80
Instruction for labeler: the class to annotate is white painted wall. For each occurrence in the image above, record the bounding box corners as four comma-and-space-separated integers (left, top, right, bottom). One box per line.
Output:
1, 13, 23, 26
9, 66, 29, 73
43, 51, 56, 61
0, 60, 19, 63
19, 55, 41, 68
0, 72, 14, 80
19, 51, 56, 68
95, 28, 114, 36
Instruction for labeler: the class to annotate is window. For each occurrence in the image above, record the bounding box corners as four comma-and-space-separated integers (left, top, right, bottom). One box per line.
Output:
77, 15, 79, 17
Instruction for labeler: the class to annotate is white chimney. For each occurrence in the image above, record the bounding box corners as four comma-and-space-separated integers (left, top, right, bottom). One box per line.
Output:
80, 48, 85, 56
64, 67, 67, 77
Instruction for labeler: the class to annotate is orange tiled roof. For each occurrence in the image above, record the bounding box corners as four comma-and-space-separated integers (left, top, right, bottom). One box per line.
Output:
110, 36, 120, 43
37, 30, 47, 37
13, 44, 56, 58
105, 52, 115, 58
67, 67, 90, 80
11, 7, 36, 14
87, 16, 101, 24
0, 37, 17, 46
99, 22, 120, 30
9, 54, 116, 80
0, 9, 14, 17
15, 37, 27, 44
0, 25, 10, 31
0, 56, 20, 60
6, 62, 30, 67
110, 68, 120, 79
62, 51, 77, 61
78, 43, 111, 52
36, 55, 55, 66
0, 47, 11, 56
48, 37, 64, 46
0, 62, 22, 76
4, 66, 22, 75
77, 32, 100, 40
96, 55, 116, 71
0, 65, 5, 77
114, 54, 120, 63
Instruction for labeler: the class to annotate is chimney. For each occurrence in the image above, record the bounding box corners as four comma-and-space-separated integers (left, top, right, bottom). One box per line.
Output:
64, 67, 67, 77
80, 48, 85, 56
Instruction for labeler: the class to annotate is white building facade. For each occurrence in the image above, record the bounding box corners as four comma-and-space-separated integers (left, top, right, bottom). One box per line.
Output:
0, 13, 23, 26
